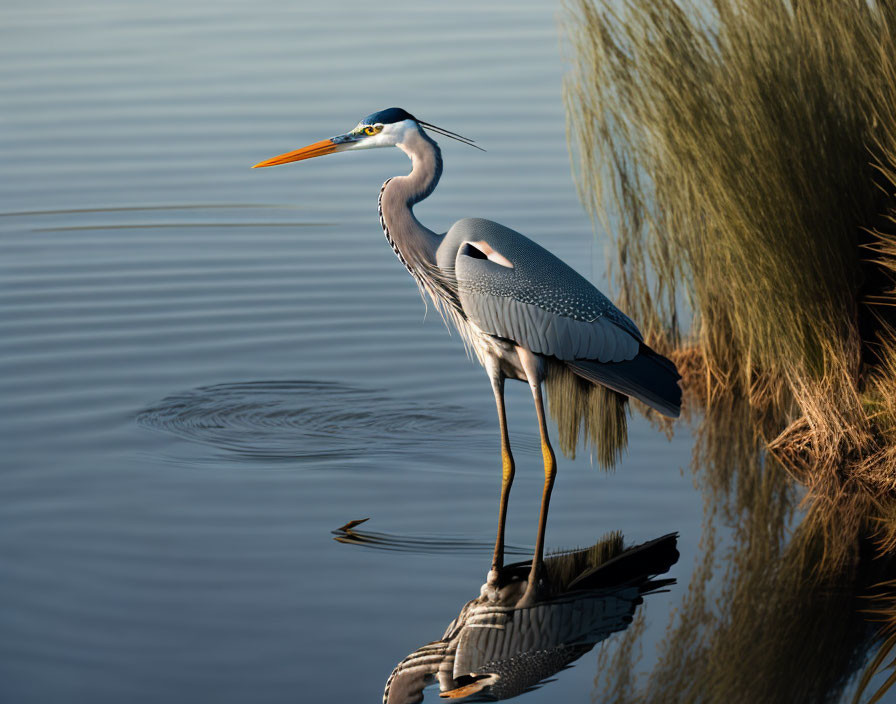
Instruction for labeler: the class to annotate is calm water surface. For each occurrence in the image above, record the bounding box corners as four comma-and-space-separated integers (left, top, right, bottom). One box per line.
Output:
2, 2, 884, 703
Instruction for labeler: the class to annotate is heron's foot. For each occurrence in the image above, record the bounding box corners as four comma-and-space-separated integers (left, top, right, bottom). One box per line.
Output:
480, 572, 500, 602
517, 562, 546, 608
529, 558, 545, 584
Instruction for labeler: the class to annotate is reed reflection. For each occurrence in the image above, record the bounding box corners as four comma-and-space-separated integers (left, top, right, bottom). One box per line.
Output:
591, 394, 896, 703
380, 532, 678, 703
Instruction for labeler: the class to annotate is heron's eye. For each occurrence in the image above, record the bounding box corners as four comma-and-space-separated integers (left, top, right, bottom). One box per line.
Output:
364, 124, 383, 136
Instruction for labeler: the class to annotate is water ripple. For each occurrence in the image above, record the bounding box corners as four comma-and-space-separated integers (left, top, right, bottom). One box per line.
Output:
31, 222, 333, 233
136, 380, 488, 461
0, 203, 296, 217
332, 518, 531, 556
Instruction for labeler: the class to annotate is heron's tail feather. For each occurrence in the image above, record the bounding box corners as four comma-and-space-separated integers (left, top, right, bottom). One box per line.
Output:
544, 363, 628, 468
567, 346, 682, 419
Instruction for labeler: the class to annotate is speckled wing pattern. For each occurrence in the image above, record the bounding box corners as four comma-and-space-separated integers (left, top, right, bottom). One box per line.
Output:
437, 218, 641, 363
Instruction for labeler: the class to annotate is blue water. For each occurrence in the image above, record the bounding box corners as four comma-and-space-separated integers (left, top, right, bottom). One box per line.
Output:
2, 2, 886, 703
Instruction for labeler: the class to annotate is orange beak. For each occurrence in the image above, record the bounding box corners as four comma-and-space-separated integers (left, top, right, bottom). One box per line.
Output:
252, 138, 340, 168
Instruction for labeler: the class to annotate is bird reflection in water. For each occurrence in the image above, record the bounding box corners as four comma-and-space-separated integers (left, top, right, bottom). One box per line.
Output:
379, 532, 678, 703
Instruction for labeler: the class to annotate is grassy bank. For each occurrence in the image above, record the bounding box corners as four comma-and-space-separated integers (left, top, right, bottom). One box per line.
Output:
564, 0, 896, 534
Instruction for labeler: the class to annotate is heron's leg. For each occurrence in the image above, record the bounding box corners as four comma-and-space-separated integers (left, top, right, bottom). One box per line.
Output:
488, 366, 514, 586
517, 348, 555, 602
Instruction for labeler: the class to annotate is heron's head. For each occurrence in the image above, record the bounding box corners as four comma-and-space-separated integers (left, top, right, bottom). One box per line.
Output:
252, 107, 480, 168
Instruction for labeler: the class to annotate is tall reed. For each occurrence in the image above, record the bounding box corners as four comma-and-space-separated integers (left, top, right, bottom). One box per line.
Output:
564, 0, 896, 495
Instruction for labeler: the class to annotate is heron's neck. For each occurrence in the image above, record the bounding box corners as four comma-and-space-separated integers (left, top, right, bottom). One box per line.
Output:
378, 128, 442, 278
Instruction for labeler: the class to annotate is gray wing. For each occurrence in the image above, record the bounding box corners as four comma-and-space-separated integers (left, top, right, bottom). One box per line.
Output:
437, 218, 641, 363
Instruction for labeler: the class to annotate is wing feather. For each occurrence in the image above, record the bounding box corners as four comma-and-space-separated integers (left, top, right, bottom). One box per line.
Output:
458, 288, 638, 363
579, 319, 596, 359
599, 318, 617, 362
443, 218, 642, 363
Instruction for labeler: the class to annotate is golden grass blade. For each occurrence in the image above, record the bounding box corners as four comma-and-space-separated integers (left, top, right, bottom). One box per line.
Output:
863, 665, 896, 704
852, 633, 896, 704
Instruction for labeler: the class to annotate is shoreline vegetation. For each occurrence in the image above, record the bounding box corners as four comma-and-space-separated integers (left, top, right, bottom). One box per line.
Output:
564, 0, 896, 700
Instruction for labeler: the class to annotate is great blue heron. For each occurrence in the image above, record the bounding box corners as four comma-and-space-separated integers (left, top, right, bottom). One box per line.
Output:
253, 107, 681, 601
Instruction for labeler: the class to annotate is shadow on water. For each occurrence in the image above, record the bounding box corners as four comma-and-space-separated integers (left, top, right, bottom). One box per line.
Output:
380, 532, 679, 703
137, 381, 495, 462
